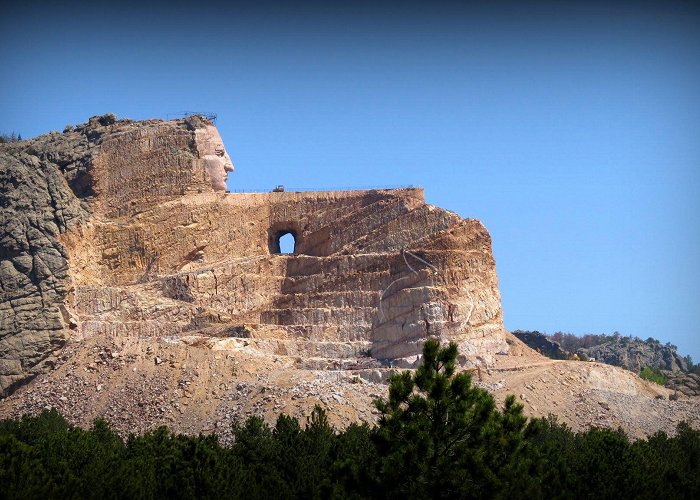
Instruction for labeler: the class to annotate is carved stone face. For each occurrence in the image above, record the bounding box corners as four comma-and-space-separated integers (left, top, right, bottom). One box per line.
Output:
194, 125, 234, 191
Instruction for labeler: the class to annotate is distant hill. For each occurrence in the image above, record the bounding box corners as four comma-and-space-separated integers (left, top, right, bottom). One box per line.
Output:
513, 330, 700, 397
576, 336, 688, 372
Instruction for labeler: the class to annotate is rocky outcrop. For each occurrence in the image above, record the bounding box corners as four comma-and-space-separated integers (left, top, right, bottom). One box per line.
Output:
0, 133, 91, 395
0, 114, 508, 397
514, 332, 697, 397
578, 339, 688, 373
664, 372, 700, 398
511, 330, 568, 360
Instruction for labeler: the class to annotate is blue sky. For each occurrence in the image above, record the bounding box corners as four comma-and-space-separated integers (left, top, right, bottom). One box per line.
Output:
2, 1, 699, 360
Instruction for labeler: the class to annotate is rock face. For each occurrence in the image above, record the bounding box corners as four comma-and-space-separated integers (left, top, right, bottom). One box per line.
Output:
579, 339, 689, 373
0, 114, 507, 397
665, 372, 700, 398
0, 130, 91, 395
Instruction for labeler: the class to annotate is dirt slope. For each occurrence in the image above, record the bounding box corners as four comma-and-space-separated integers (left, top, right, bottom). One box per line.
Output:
0, 333, 696, 442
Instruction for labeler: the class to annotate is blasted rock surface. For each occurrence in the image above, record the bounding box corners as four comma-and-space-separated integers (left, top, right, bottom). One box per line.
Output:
0, 115, 507, 397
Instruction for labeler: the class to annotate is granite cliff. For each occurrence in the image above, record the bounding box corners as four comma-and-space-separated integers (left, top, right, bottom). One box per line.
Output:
0, 114, 506, 398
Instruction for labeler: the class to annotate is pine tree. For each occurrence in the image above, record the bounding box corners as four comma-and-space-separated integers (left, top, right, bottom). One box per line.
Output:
372, 339, 534, 498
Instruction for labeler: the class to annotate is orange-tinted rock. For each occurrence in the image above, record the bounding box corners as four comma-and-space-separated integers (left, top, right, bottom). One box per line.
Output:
0, 114, 507, 397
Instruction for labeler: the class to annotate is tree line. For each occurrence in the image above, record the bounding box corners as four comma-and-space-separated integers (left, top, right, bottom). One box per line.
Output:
1, 340, 698, 499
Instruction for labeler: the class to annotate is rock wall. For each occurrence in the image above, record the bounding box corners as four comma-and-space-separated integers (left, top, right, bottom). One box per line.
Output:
0, 114, 507, 397
664, 372, 700, 398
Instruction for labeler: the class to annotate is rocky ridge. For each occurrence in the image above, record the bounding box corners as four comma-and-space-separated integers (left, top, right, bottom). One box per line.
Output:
511, 331, 700, 398
511, 330, 568, 360
578, 338, 689, 373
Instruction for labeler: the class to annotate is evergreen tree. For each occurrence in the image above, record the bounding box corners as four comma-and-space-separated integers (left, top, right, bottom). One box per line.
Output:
372, 339, 534, 499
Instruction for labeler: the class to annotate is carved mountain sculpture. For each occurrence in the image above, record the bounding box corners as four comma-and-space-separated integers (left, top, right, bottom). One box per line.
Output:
0, 114, 507, 398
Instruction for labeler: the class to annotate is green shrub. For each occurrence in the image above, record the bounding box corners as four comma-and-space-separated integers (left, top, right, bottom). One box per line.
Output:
639, 367, 666, 385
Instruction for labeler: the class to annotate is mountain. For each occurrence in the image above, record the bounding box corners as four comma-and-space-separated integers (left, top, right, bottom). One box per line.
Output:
1, 114, 697, 438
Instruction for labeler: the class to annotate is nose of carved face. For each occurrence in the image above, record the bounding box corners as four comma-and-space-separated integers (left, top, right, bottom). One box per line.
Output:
223, 154, 234, 173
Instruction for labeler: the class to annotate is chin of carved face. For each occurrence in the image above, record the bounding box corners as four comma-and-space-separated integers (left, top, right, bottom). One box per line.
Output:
195, 125, 234, 191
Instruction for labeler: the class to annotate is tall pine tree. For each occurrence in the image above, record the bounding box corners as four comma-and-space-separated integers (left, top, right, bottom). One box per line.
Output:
372, 339, 534, 499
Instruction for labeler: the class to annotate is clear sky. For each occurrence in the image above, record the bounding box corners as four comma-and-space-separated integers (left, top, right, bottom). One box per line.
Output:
2, 1, 699, 360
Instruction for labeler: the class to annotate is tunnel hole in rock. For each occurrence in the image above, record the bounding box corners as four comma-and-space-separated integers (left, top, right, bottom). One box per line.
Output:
279, 232, 295, 254
271, 230, 297, 254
